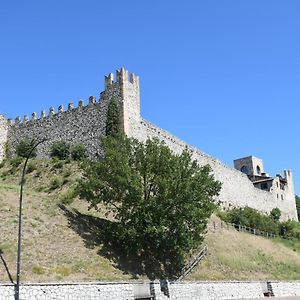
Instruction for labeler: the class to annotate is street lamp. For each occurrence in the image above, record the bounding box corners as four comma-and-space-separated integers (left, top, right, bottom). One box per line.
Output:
15, 139, 46, 300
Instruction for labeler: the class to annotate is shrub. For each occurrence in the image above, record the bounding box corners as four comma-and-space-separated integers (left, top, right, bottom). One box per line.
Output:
10, 156, 23, 168
26, 161, 37, 174
52, 161, 64, 169
0, 161, 5, 169
270, 207, 281, 221
63, 170, 72, 178
50, 141, 70, 160
219, 206, 279, 235
16, 139, 37, 158
60, 188, 77, 205
71, 144, 86, 161
49, 178, 61, 190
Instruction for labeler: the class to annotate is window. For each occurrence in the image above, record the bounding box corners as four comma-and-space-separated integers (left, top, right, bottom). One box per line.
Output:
261, 183, 268, 190
256, 165, 261, 175
241, 166, 249, 175
281, 195, 284, 200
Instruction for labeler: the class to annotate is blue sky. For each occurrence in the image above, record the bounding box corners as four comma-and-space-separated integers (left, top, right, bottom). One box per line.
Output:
0, 1, 299, 194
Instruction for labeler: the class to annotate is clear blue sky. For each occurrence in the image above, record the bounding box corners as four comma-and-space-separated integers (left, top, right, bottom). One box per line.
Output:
0, 1, 299, 194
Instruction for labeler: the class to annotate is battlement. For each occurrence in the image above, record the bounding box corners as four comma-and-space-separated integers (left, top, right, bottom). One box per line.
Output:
0, 68, 297, 221
105, 67, 139, 89
8, 96, 99, 126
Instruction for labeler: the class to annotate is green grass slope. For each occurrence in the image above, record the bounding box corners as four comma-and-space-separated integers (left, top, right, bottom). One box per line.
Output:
1, 158, 300, 283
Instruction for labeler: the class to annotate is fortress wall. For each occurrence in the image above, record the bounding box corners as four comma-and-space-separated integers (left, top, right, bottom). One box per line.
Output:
0, 115, 8, 162
7, 97, 110, 160
131, 119, 297, 221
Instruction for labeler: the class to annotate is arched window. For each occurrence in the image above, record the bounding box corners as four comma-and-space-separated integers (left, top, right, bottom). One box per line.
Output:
241, 166, 249, 175
256, 165, 261, 175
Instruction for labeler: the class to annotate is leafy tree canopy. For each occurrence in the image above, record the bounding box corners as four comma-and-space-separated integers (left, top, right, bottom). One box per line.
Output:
78, 135, 221, 278
16, 139, 37, 158
296, 195, 300, 221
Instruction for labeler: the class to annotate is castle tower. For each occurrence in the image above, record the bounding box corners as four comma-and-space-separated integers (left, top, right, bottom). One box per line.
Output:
234, 156, 264, 176
102, 67, 140, 137
0, 114, 8, 162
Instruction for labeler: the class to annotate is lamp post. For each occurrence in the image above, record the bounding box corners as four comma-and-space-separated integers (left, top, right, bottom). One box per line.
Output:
15, 139, 46, 300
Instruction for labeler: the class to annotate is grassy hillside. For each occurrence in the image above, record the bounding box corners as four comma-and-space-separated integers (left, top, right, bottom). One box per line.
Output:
1, 158, 300, 283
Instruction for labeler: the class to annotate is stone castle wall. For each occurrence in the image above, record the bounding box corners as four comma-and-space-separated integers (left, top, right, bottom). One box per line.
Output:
0, 115, 8, 162
6, 97, 109, 160
0, 68, 297, 220
130, 119, 298, 221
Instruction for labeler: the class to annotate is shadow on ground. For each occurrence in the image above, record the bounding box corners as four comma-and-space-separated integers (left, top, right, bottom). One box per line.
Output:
59, 204, 179, 280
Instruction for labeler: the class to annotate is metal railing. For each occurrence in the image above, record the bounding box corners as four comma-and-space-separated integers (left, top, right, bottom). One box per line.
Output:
207, 220, 299, 241
177, 245, 208, 281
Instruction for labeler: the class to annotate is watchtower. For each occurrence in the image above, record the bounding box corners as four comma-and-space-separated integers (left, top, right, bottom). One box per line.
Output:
234, 156, 264, 176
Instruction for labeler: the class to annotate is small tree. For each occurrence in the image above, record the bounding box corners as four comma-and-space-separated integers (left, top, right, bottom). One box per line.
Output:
105, 97, 121, 136
16, 139, 37, 158
71, 144, 87, 161
50, 141, 70, 160
79, 135, 221, 277
270, 207, 281, 222
296, 195, 300, 221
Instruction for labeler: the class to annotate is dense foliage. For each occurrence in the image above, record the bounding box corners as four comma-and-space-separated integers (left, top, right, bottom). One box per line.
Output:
105, 97, 121, 136
296, 195, 300, 220
50, 141, 70, 160
16, 139, 37, 158
219, 206, 300, 240
78, 135, 221, 277
70, 144, 87, 161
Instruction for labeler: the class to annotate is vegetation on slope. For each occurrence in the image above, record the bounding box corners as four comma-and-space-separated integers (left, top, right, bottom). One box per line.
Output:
78, 135, 221, 278
1, 155, 300, 283
188, 216, 300, 281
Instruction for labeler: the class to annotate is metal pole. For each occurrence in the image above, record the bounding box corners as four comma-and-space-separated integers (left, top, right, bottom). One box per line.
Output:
15, 139, 46, 300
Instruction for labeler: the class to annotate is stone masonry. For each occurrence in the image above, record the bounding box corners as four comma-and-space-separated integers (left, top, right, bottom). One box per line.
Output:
0, 68, 297, 220
1, 281, 300, 300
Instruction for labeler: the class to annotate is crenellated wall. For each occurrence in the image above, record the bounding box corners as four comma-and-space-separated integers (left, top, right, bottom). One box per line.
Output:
0, 68, 297, 220
7, 97, 109, 160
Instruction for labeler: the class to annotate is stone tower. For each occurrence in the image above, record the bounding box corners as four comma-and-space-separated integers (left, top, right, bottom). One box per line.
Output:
234, 156, 264, 176
0, 115, 8, 162
102, 67, 140, 137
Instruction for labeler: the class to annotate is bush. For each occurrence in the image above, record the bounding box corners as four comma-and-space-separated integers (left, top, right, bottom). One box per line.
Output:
270, 207, 281, 221
26, 161, 37, 174
10, 156, 23, 168
49, 178, 61, 190
0, 161, 5, 168
16, 139, 37, 158
60, 188, 77, 205
71, 144, 86, 161
50, 141, 70, 160
218, 206, 279, 235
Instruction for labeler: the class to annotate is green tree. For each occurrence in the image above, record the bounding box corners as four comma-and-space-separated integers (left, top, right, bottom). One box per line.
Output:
105, 97, 121, 136
50, 141, 70, 160
71, 144, 87, 161
270, 207, 281, 222
16, 139, 37, 158
78, 135, 221, 277
296, 195, 300, 221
